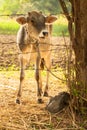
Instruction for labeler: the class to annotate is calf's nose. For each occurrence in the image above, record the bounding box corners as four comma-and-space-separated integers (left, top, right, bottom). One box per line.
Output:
39, 30, 49, 38
43, 31, 48, 36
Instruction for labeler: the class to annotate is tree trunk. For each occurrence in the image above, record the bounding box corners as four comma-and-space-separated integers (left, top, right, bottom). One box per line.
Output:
59, 0, 87, 113
72, 0, 87, 111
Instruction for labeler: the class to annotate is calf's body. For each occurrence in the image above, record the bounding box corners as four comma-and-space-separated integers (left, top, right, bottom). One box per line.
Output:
16, 11, 57, 104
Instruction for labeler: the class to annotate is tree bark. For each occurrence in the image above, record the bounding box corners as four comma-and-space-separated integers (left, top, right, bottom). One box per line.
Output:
74, 0, 87, 106
59, 0, 87, 112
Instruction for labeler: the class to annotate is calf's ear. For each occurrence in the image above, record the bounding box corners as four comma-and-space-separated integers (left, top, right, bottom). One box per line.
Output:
46, 15, 57, 24
16, 16, 27, 25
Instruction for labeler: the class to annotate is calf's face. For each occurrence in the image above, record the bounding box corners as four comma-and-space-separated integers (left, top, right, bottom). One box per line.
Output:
16, 11, 57, 39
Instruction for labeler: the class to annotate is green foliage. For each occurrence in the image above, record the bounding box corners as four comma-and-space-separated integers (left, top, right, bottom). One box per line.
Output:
0, 18, 19, 34
53, 23, 68, 36
53, 15, 68, 36
0, 0, 62, 15
0, 0, 72, 16
0, 0, 21, 14
29, 0, 62, 14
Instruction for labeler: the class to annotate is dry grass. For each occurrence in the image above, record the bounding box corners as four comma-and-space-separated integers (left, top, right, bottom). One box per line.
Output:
1, 70, 84, 130
0, 70, 73, 130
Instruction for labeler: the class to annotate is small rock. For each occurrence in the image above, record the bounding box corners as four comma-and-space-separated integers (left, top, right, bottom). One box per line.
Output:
46, 92, 70, 113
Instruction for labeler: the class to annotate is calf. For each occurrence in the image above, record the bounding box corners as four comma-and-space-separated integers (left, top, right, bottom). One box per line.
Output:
16, 11, 57, 104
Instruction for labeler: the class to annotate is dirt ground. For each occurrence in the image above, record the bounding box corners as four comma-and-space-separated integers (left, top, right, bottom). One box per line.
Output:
0, 35, 86, 130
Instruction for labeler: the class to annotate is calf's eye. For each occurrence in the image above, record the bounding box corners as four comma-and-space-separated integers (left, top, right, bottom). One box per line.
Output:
31, 19, 34, 23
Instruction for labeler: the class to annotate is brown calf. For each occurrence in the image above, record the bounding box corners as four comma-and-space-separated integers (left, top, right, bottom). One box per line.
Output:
16, 11, 57, 104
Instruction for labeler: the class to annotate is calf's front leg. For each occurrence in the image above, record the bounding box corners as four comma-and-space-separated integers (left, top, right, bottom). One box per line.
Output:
16, 56, 25, 104
44, 54, 51, 97
35, 46, 43, 103
35, 66, 43, 103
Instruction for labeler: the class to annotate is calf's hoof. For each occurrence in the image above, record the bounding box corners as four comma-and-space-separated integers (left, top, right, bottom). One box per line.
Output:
38, 99, 44, 104
16, 99, 21, 104
44, 92, 48, 97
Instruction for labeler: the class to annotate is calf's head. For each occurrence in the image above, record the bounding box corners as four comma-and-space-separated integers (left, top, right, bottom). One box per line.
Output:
16, 11, 57, 39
